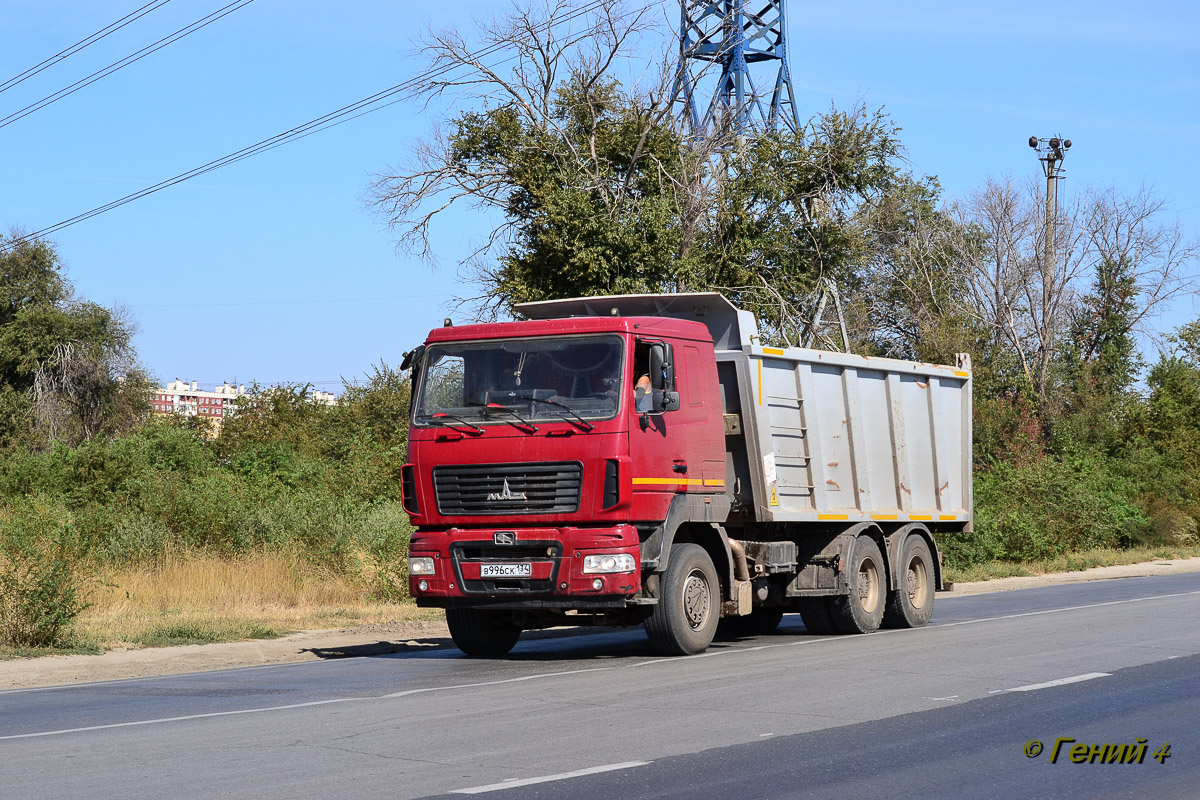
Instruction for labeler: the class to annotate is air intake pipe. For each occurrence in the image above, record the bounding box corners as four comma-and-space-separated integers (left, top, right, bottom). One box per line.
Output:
728, 538, 751, 582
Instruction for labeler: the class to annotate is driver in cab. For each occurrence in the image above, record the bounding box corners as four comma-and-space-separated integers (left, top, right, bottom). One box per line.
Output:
634, 374, 653, 413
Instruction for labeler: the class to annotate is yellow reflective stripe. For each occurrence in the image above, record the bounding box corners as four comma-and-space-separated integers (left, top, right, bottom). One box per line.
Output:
703, 479, 726, 486
763, 347, 785, 355
954, 370, 969, 377
909, 514, 932, 520
818, 514, 849, 521
939, 514, 957, 520
757, 358, 762, 405
632, 477, 704, 486
870, 514, 898, 520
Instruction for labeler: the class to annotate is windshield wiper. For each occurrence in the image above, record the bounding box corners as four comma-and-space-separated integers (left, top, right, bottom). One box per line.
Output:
485, 403, 539, 433
425, 413, 485, 435
528, 397, 595, 432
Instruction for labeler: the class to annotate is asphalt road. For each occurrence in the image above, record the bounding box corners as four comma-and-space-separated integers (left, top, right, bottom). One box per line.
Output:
2, 573, 1197, 799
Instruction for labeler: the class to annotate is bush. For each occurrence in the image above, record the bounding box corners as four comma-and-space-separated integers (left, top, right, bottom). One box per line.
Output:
352, 501, 413, 601
945, 455, 1151, 568
0, 497, 90, 647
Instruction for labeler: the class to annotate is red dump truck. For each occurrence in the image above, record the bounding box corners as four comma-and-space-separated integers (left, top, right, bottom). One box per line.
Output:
400, 293, 972, 656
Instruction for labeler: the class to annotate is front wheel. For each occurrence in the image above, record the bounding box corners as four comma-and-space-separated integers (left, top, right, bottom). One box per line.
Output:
883, 535, 935, 628
644, 543, 720, 655
446, 609, 522, 656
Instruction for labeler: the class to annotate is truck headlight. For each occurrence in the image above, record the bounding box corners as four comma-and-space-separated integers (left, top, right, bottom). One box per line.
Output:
582, 553, 635, 574
409, 557, 436, 575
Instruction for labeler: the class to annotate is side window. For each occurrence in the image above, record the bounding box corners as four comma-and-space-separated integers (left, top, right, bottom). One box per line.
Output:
421, 354, 465, 412
684, 346, 702, 406
632, 341, 653, 413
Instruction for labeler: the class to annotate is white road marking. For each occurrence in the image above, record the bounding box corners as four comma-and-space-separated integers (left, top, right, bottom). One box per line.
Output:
625, 589, 1200, 668
0, 666, 612, 741
931, 590, 1200, 630
0, 697, 361, 741
450, 762, 650, 794
1005, 672, 1110, 692
926, 696, 959, 701
0, 654, 376, 697
382, 667, 612, 698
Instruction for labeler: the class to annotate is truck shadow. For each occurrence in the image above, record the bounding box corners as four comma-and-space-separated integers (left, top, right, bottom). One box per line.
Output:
302, 616, 816, 662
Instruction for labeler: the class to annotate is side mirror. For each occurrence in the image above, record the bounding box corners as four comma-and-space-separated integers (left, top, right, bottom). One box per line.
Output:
651, 390, 681, 413
401, 345, 424, 372
643, 341, 679, 417
648, 342, 676, 392
401, 345, 425, 418
649, 344, 665, 391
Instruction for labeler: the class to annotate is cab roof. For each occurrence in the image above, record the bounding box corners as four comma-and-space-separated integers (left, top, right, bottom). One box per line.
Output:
424, 314, 713, 345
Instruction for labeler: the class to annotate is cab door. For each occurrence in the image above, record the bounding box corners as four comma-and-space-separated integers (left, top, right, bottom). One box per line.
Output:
627, 338, 725, 520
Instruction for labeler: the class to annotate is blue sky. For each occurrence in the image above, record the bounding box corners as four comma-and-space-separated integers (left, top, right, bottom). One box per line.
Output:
1, 0, 1197, 392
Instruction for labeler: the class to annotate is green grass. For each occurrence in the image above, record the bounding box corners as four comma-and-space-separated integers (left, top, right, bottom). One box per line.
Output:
944, 545, 1200, 583
129, 620, 285, 648
0, 639, 102, 660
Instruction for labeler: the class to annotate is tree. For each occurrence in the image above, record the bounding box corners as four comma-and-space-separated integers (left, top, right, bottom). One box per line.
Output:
372, 1, 918, 344
0, 233, 149, 449
372, 0, 686, 318
947, 179, 1197, 419
1064, 257, 1140, 394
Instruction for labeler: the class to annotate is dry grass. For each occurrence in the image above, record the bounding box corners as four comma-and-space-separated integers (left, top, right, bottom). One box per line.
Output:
944, 545, 1200, 583
60, 545, 1200, 650
75, 550, 440, 649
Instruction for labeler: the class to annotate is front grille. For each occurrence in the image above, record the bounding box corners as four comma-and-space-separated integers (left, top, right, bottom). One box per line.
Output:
451, 540, 562, 594
433, 461, 582, 516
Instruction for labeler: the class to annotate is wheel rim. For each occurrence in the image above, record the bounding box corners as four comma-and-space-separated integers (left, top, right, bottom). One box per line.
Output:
856, 556, 881, 614
682, 569, 711, 631
906, 554, 930, 609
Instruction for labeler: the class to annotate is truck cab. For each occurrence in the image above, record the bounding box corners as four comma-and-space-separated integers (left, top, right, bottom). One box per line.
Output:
402, 309, 727, 653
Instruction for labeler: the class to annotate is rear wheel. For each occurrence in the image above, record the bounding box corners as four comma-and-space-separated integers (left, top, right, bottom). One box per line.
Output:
829, 536, 886, 634
796, 598, 837, 635
645, 543, 719, 655
446, 609, 522, 656
883, 535, 935, 628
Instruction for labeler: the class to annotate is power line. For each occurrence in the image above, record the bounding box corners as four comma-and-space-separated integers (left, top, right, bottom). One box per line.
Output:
0, 0, 173, 95
0, 0, 255, 132
0, 0, 625, 251
131, 294, 448, 309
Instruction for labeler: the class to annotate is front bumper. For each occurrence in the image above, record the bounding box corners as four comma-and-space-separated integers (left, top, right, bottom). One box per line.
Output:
409, 524, 641, 606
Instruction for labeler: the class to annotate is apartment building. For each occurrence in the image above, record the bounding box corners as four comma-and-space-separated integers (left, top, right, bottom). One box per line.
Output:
152, 380, 247, 428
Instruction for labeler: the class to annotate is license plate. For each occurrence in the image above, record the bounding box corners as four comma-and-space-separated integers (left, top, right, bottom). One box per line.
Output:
480, 563, 532, 578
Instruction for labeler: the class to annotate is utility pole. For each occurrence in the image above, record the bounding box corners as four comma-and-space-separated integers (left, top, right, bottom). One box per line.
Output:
1028, 135, 1072, 275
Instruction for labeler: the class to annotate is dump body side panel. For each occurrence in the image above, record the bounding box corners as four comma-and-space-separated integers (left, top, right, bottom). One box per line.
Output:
728, 346, 972, 528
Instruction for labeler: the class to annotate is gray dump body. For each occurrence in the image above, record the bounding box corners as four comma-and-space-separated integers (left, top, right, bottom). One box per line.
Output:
722, 343, 972, 529
518, 292, 973, 532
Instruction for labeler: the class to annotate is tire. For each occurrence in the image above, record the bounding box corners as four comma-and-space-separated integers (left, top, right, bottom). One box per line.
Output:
828, 536, 886, 634
719, 607, 785, 637
644, 543, 720, 655
445, 608, 522, 656
796, 597, 837, 635
883, 535, 935, 629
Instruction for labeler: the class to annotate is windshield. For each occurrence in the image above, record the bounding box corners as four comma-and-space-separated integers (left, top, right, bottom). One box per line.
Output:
414, 335, 624, 426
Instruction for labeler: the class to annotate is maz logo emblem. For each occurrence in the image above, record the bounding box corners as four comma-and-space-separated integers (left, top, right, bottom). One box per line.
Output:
493, 531, 517, 545
487, 478, 527, 502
